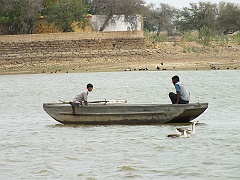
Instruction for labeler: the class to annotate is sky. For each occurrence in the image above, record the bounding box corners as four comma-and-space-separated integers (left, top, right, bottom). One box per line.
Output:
144, 0, 240, 8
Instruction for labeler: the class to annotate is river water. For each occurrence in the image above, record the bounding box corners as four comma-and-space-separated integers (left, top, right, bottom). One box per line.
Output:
0, 70, 239, 179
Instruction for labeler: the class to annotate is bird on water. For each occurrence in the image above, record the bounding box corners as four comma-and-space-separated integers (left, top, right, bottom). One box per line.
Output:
167, 129, 189, 138
167, 119, 198, 138
175, 119, 198, 135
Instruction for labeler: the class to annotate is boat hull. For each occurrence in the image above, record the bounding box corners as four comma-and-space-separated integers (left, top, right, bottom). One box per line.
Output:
43, 102, 208, 125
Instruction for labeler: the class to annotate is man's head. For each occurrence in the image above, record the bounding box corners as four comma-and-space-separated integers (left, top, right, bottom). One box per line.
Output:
172, 75, 179, 85
87, 83, 93, 92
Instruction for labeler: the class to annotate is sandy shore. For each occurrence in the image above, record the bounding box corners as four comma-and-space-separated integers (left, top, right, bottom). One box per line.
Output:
1, 41, 239, 75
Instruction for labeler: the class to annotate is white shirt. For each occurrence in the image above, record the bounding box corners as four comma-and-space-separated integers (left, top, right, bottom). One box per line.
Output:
175, 82, 190, 101
73, 90, 88, 102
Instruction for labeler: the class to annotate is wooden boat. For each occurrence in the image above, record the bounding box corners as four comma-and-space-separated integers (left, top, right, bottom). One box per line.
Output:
43, 100, 208, 125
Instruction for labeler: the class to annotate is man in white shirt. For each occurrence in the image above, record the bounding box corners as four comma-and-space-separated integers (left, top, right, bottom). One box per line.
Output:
73, 83, 93, 106
169, 76, 190, 104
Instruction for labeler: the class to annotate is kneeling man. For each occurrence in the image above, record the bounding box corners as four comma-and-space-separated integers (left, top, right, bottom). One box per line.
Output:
73, 83, 93, 106
169, 76, 190, 104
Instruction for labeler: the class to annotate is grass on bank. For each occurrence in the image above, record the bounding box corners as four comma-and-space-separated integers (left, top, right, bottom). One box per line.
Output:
145, 28, 240, 46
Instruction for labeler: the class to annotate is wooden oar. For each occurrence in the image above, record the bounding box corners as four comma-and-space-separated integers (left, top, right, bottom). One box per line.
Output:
59, 99, 127, 104
59, 100, 71, 104
88, 100, 127, 104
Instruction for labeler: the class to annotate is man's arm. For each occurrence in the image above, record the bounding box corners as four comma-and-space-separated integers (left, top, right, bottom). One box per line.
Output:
175, 84, 181, 104
176, 91, 181, 104
83, 91, 88, 106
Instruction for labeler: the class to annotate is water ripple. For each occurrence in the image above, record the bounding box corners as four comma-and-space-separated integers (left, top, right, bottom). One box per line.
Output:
0, 70, 240, 179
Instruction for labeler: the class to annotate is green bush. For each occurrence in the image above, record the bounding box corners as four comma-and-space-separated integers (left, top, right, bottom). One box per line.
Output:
198, 26, 218, 45
182, 45, 202, 53
144, 30, 166, 43
151, 34, 166, 43
232, 31, 240, 44
182, 31, 197, 42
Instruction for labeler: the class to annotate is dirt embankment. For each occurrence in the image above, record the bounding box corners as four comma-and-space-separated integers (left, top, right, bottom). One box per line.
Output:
0, 32, 239, 74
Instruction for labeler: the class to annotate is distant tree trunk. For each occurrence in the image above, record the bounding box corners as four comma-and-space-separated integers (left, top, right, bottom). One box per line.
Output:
54, 22, 56, 33
99, 13, 113, 31
156, 26, 161, 36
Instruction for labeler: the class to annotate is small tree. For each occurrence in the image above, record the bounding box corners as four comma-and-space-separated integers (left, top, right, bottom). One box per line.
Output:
144, 3, 176, 36
216, 2, 240, 34
198, 26, 217, 45
175, 2, 218, 33
43, 0, 89, 32
0, 0, 43, 34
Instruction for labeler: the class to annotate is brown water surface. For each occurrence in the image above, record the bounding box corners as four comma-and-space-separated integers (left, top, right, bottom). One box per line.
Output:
0, 70, 239, 179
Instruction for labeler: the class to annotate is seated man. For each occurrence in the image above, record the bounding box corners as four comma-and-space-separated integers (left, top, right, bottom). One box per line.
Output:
73, 83, 93, 106
169, 76, 190, 104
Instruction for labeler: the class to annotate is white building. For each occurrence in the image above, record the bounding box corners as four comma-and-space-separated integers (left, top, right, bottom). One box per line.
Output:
90, 14, 143, 32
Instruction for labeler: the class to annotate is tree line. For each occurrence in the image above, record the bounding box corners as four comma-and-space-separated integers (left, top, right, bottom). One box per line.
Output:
0, 0, 240, 35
